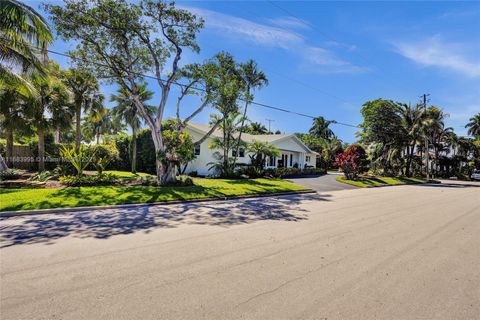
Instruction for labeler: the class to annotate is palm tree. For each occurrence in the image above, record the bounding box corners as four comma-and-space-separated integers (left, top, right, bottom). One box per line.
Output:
247, 140, 280, 170
110, 83, 155, 173
399, 103, 423, 177
82, 105, 123, 145
234, 60, 268, 165
309, 116, 334, 140
465, 113, 480, 138
62, 68, 103, 148
0, 0, 52, 87
321, 136, 342, 169
246, 121, 268, 134
0, 82, 31, 166
422, 106, 450, 176
25, 62, 72, 171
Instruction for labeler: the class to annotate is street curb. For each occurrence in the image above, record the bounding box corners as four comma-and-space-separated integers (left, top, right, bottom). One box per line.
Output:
0, 189, 316, 218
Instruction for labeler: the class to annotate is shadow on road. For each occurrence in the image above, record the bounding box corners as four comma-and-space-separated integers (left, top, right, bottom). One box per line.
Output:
417, 182, 480, 188
0, 193, 330, 248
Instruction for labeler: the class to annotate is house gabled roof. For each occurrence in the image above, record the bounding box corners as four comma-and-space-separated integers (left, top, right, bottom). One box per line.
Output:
186, 121, 319, 155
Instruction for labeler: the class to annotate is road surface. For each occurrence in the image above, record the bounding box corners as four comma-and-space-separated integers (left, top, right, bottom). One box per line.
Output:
288, 172, 357, 192
1, 180, 479, 319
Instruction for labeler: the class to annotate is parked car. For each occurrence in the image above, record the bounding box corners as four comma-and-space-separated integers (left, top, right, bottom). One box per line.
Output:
471, 170, 480, 181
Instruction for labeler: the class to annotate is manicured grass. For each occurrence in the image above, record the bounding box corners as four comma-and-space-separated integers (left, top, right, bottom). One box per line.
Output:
0, 178, 308, 212
336, 176, 428, 188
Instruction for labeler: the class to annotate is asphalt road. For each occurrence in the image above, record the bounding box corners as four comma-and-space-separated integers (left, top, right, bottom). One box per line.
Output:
1, 180, 479, 319
287, 172, 358, 192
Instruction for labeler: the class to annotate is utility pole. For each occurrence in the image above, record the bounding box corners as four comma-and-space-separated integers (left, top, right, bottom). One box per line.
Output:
265, 118, 274, 133
422, 94, 430, 180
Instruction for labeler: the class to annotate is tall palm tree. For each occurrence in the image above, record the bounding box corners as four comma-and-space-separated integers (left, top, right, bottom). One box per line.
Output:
0, 81, 31, 165
234, 60, 268, 165
399, 103, 423, 177
62, 68, 103, 148
422, 106, 450, 176
25, 62, 72, 171
465, 113, 480, 138
82, 105, 123, 145
110, 83, 155, 173
0, 0, 52, 87
309, 116, 334, 140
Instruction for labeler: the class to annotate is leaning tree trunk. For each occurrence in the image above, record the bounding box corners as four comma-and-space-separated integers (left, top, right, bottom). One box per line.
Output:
75, 100, 82, 149
6, 128, 14, 167
131, 126, 137, 174
37, 128, 45, 172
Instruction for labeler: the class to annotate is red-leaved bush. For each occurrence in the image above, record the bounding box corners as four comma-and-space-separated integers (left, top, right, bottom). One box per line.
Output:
334, 145, 362, 180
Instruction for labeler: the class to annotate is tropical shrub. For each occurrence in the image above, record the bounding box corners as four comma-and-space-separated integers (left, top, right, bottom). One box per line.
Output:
247, 140, 280, 170
59, 173, 118, 186
136, 174, 194, 187
60, 145, 93, 176
334, 146, 363, 180
0, 169, 21, 181
111, 134, 131, 172
346, 144, 369, 174
28, 168, 62, 182
237, 166, 265, 178
90, 144, 120, 174
264, 167, 326, 178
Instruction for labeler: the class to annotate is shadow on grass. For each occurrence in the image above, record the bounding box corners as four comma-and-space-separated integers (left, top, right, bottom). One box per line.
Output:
0, 193, 330, 248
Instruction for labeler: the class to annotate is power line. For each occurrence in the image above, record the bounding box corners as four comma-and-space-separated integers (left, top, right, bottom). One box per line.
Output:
2, 37, 362, 129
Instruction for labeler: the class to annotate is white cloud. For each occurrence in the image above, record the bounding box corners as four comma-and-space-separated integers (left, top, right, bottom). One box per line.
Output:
393, 36, 480, 77
182, 6, 364, 74
184, 6, 303, 49
267, 16, 312, 30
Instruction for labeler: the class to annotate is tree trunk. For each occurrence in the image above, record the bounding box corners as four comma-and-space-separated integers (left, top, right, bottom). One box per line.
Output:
233, 86, 250, 167
38, 128, 45, 172
0, 154, 8, 172
75, 101, 82, 149
405, 144, 414, 177
131, 127, 137, 174
6, 129, 13, 167
54, 127, 61, 144
150, 127, 176, 185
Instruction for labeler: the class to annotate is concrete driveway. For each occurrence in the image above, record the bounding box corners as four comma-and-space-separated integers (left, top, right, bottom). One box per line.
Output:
1, 180, 479, 319
288, 172, 357, 192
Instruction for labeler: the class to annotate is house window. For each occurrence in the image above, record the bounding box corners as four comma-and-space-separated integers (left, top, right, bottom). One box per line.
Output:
194, 145, 201, 156
269, 156, 275, 167
289, 154, 293, 167
306, 155, 311, 162
239, 148, 245, 158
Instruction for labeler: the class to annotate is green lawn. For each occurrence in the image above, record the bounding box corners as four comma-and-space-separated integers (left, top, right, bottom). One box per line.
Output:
336, 176, 428, 188
0, 178, 308, 212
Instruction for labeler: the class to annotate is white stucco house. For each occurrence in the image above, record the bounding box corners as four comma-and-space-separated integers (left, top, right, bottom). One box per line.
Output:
184, 121, 319, 176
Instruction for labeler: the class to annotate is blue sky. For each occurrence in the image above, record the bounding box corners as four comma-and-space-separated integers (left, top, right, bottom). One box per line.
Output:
37, 1, 480, 142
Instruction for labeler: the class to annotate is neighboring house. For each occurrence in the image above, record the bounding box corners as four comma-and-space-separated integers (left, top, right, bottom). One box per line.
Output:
184, 121, 319, 176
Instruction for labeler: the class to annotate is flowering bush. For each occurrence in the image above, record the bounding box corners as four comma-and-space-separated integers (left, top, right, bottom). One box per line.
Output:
334, 145, 362, 180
